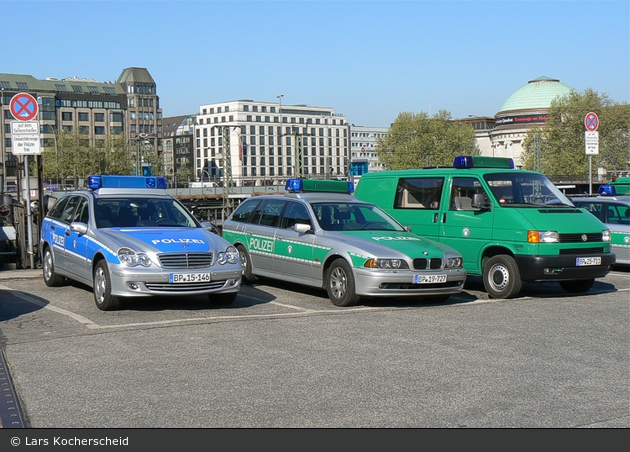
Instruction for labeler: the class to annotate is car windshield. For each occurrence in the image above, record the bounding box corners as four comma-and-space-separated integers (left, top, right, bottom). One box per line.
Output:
95, 197, 199, 228
311, 202, 405, 231
484, 173, 574, 207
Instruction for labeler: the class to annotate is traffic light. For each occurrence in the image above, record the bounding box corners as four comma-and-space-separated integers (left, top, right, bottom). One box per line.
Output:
141, 164, 153, 176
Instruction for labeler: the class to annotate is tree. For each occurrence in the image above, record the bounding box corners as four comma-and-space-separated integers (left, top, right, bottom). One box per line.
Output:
375, 110, 477, 170
521, 89, 630, 178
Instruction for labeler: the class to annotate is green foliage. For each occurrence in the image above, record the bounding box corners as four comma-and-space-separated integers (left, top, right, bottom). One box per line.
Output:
522, 89, 630, 178
375, 110, 477, 170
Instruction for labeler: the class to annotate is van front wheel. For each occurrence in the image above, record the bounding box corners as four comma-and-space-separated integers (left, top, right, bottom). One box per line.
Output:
483, 255, 522, 299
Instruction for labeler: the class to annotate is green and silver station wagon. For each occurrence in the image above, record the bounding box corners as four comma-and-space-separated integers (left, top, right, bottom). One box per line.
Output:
222, 178, 467, 307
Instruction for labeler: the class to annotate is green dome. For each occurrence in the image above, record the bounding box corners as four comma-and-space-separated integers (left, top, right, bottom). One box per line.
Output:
499, 76, 574, 112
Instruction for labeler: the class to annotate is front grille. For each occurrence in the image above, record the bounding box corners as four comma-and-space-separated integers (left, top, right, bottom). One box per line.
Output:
559, 247, 605, 255
145, 280, 227, 291
157, 253, 214, 269
412, 258, 443, 270
558, 233, 603, 243
380, 281, 463, 290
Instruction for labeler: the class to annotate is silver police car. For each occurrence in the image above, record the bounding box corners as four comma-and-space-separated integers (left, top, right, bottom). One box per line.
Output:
222, 178, 467, 307
40, 175, 242, 310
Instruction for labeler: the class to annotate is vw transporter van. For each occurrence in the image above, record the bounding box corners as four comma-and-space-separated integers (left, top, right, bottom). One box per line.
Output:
354, 156, 615, 299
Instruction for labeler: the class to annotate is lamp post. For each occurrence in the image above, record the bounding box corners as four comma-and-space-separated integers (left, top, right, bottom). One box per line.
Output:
276, 93, 284, 140
1, 87, 5, 193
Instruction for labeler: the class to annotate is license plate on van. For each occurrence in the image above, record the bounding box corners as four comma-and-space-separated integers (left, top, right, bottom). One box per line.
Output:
576, 257, 601, 266
414, 274, 447, 284
170, 273, 211, 283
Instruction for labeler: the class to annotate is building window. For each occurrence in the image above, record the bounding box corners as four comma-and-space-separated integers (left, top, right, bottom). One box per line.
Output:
78, 112, 89, 122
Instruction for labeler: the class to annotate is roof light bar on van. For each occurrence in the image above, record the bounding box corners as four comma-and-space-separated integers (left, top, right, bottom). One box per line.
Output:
88, 175, 167, 191
598, 185, 617, 196
453, 156, 514, 169
285, 178, 354, 194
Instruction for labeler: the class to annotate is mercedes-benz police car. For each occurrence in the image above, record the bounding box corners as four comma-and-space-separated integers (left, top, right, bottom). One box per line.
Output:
222, 178, 466, 307
40, 175, 242, 310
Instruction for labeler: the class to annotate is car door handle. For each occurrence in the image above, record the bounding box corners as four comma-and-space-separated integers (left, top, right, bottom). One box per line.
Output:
442, 213, 447, 223
433, 213, 438, 223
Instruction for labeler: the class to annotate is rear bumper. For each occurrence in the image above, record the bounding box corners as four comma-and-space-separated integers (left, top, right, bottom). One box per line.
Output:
514, 253, 616, 282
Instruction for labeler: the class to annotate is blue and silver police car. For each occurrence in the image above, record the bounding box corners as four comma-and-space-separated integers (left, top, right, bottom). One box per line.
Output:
40, 175, 242, 310
222, 178, 467, 307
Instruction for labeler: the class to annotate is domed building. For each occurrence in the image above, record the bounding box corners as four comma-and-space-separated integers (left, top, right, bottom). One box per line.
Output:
488, 76, 574, 167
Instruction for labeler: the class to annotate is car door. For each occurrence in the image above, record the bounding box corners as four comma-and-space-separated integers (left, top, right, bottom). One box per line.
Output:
54, 195, 82, 272
245, 199, 286, 273
64, 196, 91, 281
274, 200, 318, 282
438, 176, 494, 274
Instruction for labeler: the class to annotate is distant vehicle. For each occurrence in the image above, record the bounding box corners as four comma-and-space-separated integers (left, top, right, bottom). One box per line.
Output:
355, 155, 615, 299
571, 183, 630, 266
40, 175, 242, 310
222, 178, 466, 307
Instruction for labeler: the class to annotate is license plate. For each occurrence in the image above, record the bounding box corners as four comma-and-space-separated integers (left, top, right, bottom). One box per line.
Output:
414, 274, 447, 284
169, 273, 212, 283
576, 257, 601, 266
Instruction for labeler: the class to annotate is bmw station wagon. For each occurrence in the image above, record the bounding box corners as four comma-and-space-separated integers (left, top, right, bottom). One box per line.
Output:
570, 182, 630, 266
40, 175, 242, 310
221, 178, 467, 307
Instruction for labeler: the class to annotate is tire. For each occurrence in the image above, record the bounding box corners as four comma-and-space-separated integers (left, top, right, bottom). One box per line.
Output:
93, 260, 122, 311
559, 279, 594, 293
208, 292, 238, 306
237, 245, 258, 284
483, 255, 522, 299
325, 259, 360, 307
42, 247, 65, 287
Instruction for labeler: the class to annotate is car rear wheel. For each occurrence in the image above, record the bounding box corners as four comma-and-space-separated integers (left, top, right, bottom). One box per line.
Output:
208, 292, 237, 306
559, 279, 594, 293
483, 255, 522, 299
42, 247, 64, 287
325, 259, 360, 307
93, 260, 121, 311
237, 245, 258, 284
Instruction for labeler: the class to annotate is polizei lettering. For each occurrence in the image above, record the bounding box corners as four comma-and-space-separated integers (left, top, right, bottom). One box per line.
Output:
249, 237, 274, 252
371, 236, 422, 242
151, 238, 205, 244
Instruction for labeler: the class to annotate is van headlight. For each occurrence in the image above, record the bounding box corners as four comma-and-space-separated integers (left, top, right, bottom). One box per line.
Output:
527, 230, 559, 243
364, 258, 409, 269
217, 245, 239, 265
118, 247, 152, 267
602, 230, 611, 242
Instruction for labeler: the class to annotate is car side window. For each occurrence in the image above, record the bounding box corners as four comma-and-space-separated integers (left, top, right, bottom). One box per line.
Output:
58, 196, 81, 224
73, 197, 89, 224
450, 177, 488, 211
46, 197, 69, 220
394, 177, 443, 210
231, 199, 261, 223
281, 202, 311, 229
255, 199, 286, 227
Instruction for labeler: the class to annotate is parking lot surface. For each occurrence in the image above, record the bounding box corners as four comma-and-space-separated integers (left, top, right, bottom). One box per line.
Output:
0, 267, 628, 428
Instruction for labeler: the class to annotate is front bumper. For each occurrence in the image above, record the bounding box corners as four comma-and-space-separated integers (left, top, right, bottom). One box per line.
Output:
109, 264, 242, 298
353, 267, 467, 297
514, 252, 616, 282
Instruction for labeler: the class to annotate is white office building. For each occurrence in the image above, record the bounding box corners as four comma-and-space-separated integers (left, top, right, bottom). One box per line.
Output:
194, 100, 349, 186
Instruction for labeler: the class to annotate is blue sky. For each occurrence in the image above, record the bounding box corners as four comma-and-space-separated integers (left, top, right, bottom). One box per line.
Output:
4, 1, 629, 127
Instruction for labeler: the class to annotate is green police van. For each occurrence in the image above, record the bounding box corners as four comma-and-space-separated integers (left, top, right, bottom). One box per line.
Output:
354, 155, 615, 299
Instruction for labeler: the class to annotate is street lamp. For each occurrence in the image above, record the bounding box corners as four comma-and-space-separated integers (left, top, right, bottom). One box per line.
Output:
276, 94, 284, 139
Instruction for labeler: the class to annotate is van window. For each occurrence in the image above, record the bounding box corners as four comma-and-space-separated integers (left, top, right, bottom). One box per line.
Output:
450, 177, 488, 211
394, 177, 443, 210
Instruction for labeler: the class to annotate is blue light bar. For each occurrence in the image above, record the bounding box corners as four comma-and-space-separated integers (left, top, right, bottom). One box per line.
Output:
598, 185, 617, 196
453, 155, 514, 169
88, 175, 167, 190
285, 178, 304, 192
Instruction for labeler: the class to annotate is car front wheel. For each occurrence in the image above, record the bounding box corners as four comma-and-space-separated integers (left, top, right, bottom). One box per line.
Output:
93, 260, 121, 311
237, 245, 258, 284
42, 247, 64, 287
325, 259, 360, 307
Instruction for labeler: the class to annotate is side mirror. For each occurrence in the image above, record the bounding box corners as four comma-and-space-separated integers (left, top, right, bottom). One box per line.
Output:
472, 193, 491, 210
404, 225, 413, 232
294, 223, 311, 233
70, 222, 88, 235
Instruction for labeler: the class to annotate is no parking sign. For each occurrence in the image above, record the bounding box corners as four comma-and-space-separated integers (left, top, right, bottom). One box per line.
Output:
10, 93, 38, 121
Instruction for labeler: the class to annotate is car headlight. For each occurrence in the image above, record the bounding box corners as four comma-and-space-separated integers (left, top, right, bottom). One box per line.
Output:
527, 230, 559, 243
445, 257, 463, 268
364, 258, 409, 269
118, 247, 152, 267
602, 230, 611, 242
217, 245, 239, 265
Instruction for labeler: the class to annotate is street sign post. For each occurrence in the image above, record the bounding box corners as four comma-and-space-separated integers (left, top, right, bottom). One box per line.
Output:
584, 112, 600, 196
